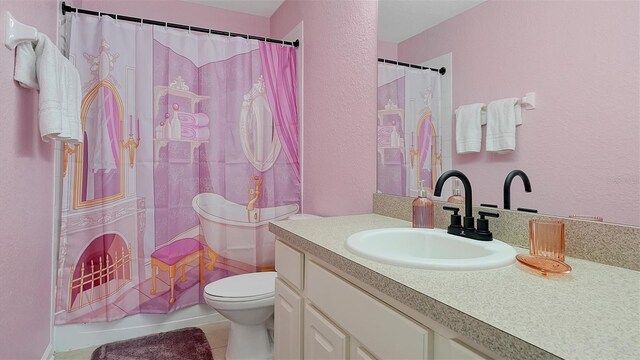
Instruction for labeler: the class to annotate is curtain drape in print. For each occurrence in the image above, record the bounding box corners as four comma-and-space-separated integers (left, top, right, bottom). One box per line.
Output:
55, 14, 300, 324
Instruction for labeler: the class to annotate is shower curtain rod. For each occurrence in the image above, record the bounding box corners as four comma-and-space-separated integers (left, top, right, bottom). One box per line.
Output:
60, 2, 300, 48
378, 58, 446, 75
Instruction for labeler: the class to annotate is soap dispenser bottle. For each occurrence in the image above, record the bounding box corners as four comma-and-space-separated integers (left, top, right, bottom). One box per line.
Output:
412, 180, 434, 228
448, 179, 465, 204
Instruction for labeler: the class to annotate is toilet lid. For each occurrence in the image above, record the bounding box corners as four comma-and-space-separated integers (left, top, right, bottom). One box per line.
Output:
204, 272, 276, 299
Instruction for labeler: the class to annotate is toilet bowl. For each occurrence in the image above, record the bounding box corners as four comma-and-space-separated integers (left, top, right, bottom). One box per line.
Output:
203, 213, 321, 359
204, 272, 277, 360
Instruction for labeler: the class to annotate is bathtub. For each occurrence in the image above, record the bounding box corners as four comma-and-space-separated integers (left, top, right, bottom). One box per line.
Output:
192, 193, 299, 268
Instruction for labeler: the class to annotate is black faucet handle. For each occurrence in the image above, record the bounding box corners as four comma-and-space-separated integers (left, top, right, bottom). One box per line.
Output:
443, 206, 462, 228
476, 211, 499, 238
517, 207, 538, 213
478, 211, 499, 219
443, 206, 460, 215
480, 203, 498, 208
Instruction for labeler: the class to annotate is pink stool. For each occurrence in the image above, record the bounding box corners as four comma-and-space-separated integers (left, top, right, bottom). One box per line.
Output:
150, 238, 205, 304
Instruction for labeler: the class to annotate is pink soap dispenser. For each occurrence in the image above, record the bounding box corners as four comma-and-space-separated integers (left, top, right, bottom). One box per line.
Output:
412, 180, 434, 228
448, 179, 465, 204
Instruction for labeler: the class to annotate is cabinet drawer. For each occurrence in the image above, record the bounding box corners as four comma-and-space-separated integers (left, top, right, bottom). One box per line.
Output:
275, 240, 304, 290
448, 339, 491, 360
433, 333, 491, 360
306, 260, 432, 359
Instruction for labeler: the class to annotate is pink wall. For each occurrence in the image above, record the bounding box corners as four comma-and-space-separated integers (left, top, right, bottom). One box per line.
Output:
271, 0, 378, 216
0, 0, 57, 358
398, 0, 640, 226
377, 40, 397, 59
79, 0, 270, 37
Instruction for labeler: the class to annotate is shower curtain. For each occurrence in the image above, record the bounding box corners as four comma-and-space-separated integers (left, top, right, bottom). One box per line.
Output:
55, 14, 300, 324
377, 63, 442, 196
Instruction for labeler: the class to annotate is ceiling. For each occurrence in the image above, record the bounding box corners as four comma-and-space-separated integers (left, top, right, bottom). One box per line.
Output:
180, 0, 285, 17
378, 0, 485, 43
181, 0, 485, 43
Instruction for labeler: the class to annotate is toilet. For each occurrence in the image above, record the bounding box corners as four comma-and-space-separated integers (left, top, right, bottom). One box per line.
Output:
204, 271, 277, 359
203, 213, 320, 359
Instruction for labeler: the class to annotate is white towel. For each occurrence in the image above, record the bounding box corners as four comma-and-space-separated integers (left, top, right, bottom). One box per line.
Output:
455, 103, 486, 153
14, 33, 83, 143
14, 43, 38, 89
485, 98, 522, 153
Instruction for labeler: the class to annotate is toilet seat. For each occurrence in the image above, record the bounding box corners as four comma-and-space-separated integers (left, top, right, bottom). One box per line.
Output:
204, 271, 276, 302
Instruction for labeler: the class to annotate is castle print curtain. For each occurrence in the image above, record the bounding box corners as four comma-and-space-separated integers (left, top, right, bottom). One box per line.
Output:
55, 13, 300, 324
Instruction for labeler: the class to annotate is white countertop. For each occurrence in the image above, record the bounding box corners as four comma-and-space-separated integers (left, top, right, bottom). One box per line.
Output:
270, 214, 640, 360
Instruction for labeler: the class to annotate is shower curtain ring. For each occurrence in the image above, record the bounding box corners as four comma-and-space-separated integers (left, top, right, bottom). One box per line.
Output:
188, 26, 191, 34
115, 14, 118, 23
165, 22, 168, 32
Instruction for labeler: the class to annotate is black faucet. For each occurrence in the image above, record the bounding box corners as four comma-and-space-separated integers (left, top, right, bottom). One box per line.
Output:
434, 170, 497, 241
503, 170, 532, 210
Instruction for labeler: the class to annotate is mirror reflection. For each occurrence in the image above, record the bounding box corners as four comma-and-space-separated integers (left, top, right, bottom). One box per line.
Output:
377, 0, 639, 226
377, 66, 443, 196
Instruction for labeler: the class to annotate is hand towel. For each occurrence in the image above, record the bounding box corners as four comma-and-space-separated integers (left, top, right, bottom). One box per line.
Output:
14, 33, 83, 143
485, 98, 522, 153
14, 42, 38, 89
455, 103, 486, 153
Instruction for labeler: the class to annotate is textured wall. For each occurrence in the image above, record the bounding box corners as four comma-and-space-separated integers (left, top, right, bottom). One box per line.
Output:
271, 0, 378, 216
0, 0, 57, 358
79, 0, 270, 37
398, 0, 640, 226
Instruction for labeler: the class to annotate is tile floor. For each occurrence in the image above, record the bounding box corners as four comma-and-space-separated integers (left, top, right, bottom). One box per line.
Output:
54, 321, 229, 360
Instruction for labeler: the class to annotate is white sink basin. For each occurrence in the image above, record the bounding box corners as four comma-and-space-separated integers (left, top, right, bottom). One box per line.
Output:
346, 228, 517, 270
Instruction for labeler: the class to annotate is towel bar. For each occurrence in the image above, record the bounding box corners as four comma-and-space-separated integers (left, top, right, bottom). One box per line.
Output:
4, 11, 38, 50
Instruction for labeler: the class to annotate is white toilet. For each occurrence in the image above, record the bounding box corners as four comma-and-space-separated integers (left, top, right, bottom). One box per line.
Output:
203, 214, 320, 359
204, 271, 277, 359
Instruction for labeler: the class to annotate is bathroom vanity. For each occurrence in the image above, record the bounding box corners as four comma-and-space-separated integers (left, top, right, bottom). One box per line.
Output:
269, 214, 639, 360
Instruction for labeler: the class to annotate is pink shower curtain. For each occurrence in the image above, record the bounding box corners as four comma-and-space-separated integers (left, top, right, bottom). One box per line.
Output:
259, 43, 301, 181
55, 14, 300, 325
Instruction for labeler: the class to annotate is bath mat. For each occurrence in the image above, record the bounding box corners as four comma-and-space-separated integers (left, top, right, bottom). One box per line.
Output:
90, 327, 213, 360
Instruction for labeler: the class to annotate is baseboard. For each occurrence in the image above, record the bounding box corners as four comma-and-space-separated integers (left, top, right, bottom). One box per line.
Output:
53, 305, 225, 352
41, 343, 54, 360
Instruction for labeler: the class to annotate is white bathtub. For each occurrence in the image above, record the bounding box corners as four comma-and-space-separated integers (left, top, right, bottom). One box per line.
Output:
192, 193, 299, 268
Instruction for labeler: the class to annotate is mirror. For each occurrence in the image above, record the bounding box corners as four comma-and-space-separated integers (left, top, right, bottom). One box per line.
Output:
377, 67, 443, 196
74, 80, 125, 209
377, 0, 639, 226
240, 75, 282, 172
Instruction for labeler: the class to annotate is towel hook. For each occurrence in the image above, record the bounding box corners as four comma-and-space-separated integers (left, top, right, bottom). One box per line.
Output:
4, 11, 38, 50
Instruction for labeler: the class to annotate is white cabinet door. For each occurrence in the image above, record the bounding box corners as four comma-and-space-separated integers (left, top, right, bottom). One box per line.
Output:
350, 338, 378, 360
304, 303, 347, 360
274, 278, 303, 360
